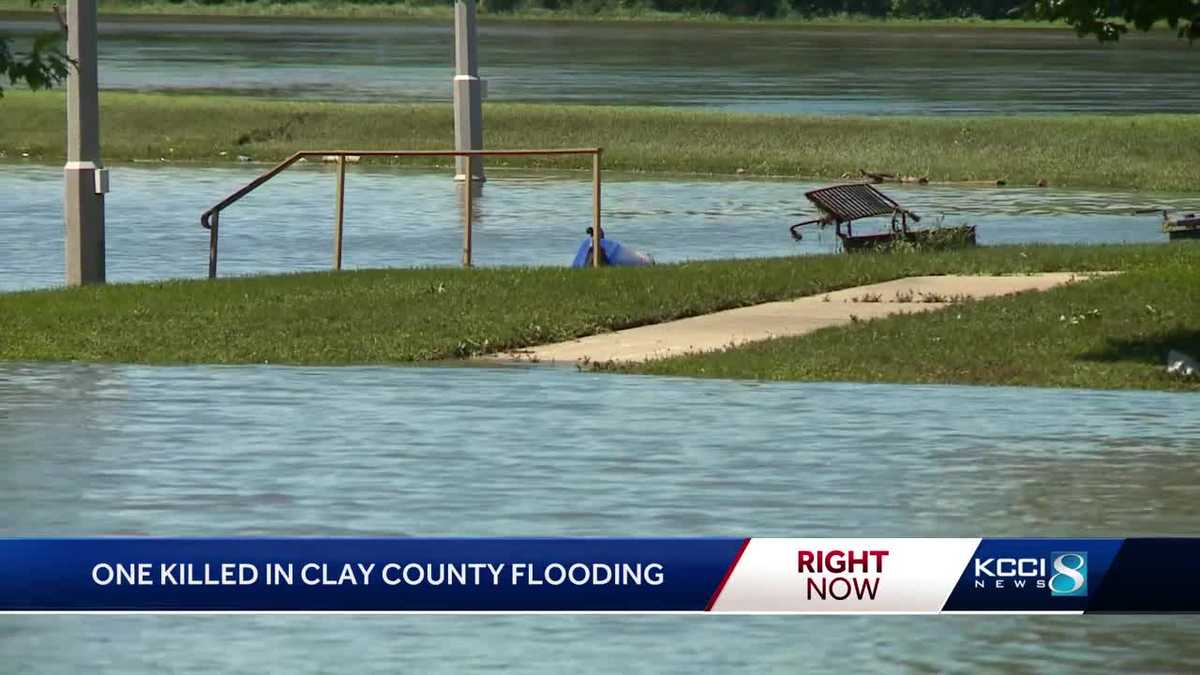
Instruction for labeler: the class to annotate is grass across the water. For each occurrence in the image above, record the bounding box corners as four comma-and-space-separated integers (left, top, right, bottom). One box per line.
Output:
615, 248, 1200, 391
3, 91, 1198, 192
2, 244, 1198, 392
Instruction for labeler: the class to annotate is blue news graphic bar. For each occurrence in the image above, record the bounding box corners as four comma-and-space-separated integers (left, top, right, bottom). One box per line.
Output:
1, 538, 1199, 613
941, 538, 1124, 612
940, 538, 1200, 613
0, 538, 744, 611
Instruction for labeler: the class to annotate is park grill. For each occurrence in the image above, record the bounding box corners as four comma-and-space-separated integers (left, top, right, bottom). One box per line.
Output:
790, 183, 976, 252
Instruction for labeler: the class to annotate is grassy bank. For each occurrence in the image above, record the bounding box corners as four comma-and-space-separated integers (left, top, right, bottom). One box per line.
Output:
0, 2, 1075, 25
1, 245, 1196, 381
616, 249, 1200, 391
4, 91, 1199, 191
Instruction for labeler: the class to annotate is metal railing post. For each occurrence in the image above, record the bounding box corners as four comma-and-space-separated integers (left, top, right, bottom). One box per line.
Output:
200, 148, 604, 275
208, 212, 219, 279
462, 167, 473, 267
334, 155, 346, 271
592, 149, 602, 268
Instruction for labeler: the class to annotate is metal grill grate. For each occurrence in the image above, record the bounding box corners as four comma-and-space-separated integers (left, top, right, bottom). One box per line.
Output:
804, 183, 903, 223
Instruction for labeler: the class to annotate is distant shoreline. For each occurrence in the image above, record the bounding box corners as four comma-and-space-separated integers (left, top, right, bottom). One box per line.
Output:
0, 2, 1080, 29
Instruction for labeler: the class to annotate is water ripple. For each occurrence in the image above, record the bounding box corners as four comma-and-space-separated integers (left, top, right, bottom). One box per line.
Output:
2, 165, 1193, 291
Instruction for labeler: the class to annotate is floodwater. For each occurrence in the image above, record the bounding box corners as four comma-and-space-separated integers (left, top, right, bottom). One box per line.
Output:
0, 14, 1197, 114
3, 14, 1198, 674
0, 164, 1191, 291
1, 364, 1199, 670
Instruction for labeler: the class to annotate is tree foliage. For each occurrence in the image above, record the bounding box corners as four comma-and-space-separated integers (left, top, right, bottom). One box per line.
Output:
0, 31, 71, 97
1025, 0, 1199, 42
491, 0, 1200, 38
0, 3, 71, 97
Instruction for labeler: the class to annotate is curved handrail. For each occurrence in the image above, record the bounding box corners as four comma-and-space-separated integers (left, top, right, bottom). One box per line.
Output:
199, 148, 604, 278
200, 152, 305, 231
200, 148, 600, 231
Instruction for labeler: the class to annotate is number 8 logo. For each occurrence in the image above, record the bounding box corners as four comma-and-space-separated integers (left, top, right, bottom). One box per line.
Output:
1049, 552, 1088, 596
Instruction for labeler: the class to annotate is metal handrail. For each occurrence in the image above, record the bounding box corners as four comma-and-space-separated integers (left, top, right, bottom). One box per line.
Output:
200, 148, 604, 279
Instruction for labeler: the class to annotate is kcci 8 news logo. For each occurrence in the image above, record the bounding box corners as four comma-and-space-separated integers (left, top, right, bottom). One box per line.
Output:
973, 551, 1088, 596
1048, 552, 1088, 596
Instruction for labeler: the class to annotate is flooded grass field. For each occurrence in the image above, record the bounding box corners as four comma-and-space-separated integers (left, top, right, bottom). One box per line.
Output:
1, 164, 1192, 290
2, 13, 1198, 672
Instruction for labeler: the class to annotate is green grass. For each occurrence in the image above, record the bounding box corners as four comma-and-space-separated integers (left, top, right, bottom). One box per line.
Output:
616, 247, 1200, 391
0, 2, 1078, 26
1, 245, 1195, 380
3, 91, 1199, 191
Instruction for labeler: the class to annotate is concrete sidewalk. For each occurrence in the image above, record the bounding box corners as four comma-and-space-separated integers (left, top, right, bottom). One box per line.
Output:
489, 272, 1111, 365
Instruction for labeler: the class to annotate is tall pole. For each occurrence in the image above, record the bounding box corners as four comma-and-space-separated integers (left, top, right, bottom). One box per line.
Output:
453, 0, 484, 182
64, 0, 106, 286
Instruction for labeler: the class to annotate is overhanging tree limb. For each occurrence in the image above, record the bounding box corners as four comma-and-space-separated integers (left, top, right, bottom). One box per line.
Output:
0, 0, 72, 97
1023, 0, 1199, 41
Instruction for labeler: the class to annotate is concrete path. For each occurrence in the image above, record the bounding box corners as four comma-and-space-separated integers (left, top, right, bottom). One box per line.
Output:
490, 272, 1110, 365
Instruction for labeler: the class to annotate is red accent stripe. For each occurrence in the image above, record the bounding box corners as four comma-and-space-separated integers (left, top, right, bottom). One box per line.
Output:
705, 538, 751, 611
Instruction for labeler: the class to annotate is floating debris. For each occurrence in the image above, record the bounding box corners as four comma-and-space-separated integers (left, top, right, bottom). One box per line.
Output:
1166, 350, 1199, 378
1163, 212, 1200, 241
858, 168, 895, 183
790, 183, 977, 252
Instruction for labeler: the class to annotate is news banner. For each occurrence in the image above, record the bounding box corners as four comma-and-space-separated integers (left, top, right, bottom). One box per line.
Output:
1, 538, 1197, 614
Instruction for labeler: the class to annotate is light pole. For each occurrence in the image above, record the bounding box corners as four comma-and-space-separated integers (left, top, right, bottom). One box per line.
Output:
64, 0, 107, 286
453, 0, 484, 183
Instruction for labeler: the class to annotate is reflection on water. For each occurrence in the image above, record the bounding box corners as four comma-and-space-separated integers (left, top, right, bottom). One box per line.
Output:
1, 164, 1190, 291
0, 16, 1196, 115
0, 363, 1198, 670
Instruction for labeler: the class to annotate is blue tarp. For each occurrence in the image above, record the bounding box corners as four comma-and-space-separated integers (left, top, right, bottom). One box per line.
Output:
571, 237, 653, 268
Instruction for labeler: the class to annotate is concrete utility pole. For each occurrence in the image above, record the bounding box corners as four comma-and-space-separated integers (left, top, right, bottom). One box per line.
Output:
64, 0, 107, 285
453, 0, 484, 182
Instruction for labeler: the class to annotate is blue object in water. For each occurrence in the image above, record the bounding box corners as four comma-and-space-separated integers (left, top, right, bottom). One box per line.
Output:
571, 235, 654, 268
